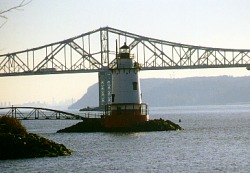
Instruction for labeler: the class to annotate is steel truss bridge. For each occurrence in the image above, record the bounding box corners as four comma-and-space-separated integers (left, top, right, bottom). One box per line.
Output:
0, 106, 102, 120
1, 26, 250, 107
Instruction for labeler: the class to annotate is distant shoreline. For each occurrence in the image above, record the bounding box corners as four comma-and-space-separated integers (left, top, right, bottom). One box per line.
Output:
69, 76, 250, 109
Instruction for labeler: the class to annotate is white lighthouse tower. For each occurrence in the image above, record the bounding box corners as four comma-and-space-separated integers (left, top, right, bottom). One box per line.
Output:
104, 43, 149, 128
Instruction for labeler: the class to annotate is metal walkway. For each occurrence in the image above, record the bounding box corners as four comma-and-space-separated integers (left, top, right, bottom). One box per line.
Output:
0, 107, 102, 120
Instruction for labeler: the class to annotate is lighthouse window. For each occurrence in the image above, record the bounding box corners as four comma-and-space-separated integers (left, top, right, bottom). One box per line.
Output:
112, 94, 115, 102
132, 82, 138, 90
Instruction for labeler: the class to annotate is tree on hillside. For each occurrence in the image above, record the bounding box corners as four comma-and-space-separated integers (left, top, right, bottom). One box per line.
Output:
0, 0, 32, 28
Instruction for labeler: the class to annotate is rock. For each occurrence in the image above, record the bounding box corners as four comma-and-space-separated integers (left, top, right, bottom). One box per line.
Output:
0, 133, 71, 160
0, 116, 71, 160
57, 118, 183, 133
57, 118, 105, 133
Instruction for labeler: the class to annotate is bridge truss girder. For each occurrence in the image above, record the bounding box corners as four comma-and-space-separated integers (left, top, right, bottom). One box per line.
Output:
1, 26, 250, 76
1, 27, 250, 107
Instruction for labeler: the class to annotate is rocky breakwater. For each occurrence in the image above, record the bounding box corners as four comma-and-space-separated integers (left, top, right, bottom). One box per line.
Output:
57, 118, 182, 133
0, 116, 71, 160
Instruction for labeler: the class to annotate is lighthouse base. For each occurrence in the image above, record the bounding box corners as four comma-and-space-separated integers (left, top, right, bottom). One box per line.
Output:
104, 114, 149, 128
104, 103, 149, 128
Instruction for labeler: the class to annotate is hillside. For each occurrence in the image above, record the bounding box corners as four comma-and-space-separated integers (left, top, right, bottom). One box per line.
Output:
69, 76, 250, 109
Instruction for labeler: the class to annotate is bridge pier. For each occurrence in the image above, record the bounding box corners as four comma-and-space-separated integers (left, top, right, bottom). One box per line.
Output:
11, 106, 16, 118
98, 71, 112, 109
34, 109, 39, 119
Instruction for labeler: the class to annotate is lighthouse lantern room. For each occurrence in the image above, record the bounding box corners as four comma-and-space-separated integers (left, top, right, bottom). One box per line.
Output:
104, 42, 149, 128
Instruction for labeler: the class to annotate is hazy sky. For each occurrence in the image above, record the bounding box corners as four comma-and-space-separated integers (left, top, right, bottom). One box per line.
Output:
1, 0, 250, 107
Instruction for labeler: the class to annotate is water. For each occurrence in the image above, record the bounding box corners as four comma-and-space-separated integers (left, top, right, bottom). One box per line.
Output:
1, 105, 249, 172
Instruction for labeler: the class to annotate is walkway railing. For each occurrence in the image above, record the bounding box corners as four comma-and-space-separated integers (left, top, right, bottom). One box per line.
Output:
0, 107, 103, 120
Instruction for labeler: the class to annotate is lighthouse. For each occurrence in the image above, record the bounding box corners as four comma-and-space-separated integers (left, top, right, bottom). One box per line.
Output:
104, 43, 149, 128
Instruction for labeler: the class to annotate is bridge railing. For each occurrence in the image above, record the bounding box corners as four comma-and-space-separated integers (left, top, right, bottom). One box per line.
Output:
78, 112, 104, 119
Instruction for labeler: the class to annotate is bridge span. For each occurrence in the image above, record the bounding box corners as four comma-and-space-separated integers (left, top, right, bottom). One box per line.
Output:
1, 26, 250, 107
0, 107, 102, 120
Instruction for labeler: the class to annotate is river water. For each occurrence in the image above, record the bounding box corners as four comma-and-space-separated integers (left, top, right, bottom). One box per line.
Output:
0, 105, 249, 172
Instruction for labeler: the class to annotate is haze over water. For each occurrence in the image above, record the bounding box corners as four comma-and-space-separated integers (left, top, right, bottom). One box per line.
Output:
0, 105, 249, 172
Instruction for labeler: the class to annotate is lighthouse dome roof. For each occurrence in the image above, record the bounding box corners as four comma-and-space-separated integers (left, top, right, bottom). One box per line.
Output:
120, 42, 129, 49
